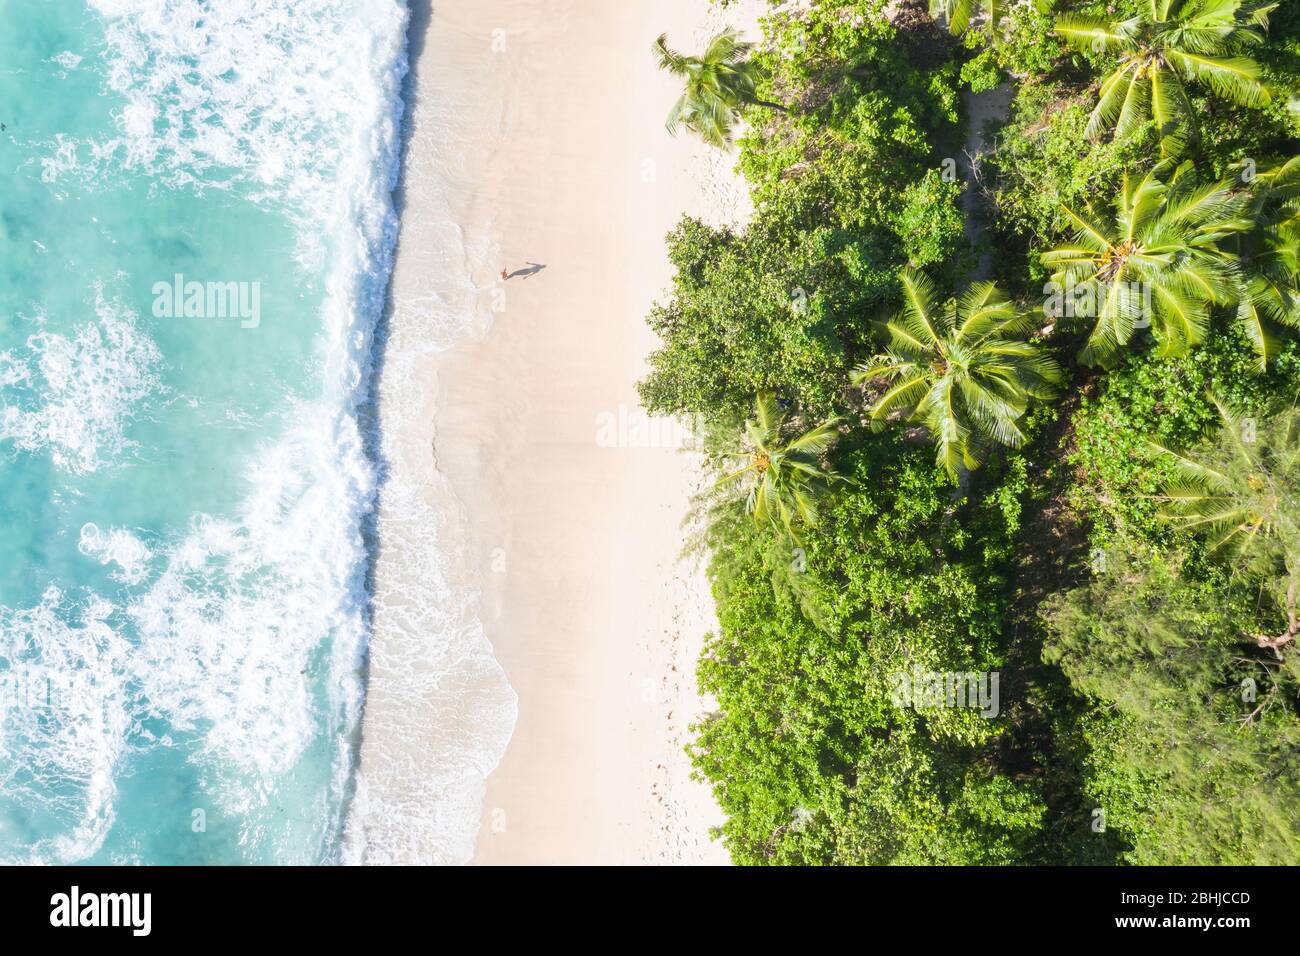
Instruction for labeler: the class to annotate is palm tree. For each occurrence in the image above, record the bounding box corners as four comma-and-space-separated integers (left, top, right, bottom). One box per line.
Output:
1041, 161, 1246, 366
1151, 397, 1300, 650
713, 391, 841, 537
653, 29, 779, 148
851, 268, 1062, 478
1057, 0, 1276, 158
930, 0, 1002, 37
1233, 156, 1300, 369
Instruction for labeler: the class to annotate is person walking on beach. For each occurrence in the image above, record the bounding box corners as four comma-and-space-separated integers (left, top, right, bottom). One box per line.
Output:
500, 262, 546, 281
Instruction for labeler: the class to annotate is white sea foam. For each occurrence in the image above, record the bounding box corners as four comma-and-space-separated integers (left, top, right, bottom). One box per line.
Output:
85, 0, 414, 270
78, 524, 154, 586
66, 0, 408, 845
0, 588, 132, 864
48, 51, 84, 80
41, 0, 517, 863
0, 287, 162, 475
0, 353, 30, 389
127, 408, 371, 811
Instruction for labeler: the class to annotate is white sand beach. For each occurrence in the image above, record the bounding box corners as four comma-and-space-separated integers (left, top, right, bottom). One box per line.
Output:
348, 0, 766, 864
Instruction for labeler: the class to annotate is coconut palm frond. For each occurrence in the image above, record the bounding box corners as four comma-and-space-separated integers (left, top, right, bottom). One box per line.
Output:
1059, 1, 1275, 157
653, 29, 764, 148
1043, 164, 1248, 366
711, 392, 842, 539
860, 269, 1058, 478
1152, 399, 1300, 572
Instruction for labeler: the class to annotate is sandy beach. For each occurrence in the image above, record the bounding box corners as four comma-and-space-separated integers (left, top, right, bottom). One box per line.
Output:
348, 0, 765, 864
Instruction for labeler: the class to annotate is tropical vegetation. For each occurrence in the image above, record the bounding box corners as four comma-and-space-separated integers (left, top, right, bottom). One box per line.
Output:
1040, 161, 1245, 365
1056, 0, 1276, 158
929, 0, 1002, 37
644, 0, 1300, 865
711, 390, 842, 536
654, 28, 778, 147
853, 268, 1061, 475
1151, 397, 1300, 642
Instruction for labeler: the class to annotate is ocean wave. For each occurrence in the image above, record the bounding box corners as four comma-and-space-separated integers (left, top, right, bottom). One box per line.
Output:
77, 0, 419, 859
5, 0, 514, 863
78, 524, 155, 586
128, 408, 371, 812
86, 0, 409, 269
0, 588, 132, 864
0, 286, 163, 475
80, 0, 409, 847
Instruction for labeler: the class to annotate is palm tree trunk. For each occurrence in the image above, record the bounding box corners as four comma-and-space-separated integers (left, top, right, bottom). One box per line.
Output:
951, 465, 972, 501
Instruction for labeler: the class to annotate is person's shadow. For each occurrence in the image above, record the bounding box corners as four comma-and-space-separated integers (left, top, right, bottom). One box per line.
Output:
507, 261, 547, 280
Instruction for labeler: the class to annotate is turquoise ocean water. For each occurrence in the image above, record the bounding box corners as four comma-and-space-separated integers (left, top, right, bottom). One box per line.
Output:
0, 0, 409, 863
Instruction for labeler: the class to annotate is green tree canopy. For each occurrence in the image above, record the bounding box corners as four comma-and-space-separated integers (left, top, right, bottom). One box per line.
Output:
1057, 0, 1276, 158
852, 268, 1061, 476
1041, 161, 1246, 365
654, 28, 766, 148
1151, 396, 1300, 650
1044, 543, 1300, 863
712, 391, 842, 538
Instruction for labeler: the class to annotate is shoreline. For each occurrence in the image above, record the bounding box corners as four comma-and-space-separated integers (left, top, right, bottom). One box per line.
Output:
351, 0, 765, 864
344, 0, 519, 865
